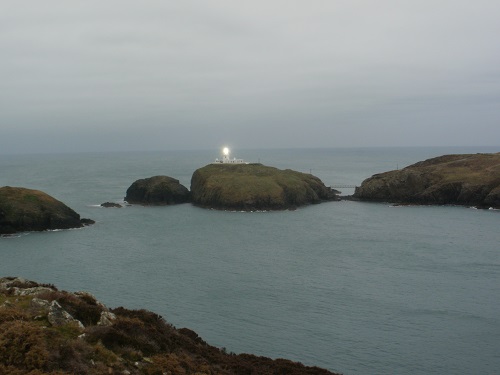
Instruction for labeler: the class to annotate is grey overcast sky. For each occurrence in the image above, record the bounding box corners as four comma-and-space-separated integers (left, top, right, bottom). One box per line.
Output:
1, 1, 499, 154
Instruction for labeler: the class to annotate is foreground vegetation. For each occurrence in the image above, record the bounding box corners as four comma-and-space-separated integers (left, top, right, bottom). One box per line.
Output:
0, 277, 339, 375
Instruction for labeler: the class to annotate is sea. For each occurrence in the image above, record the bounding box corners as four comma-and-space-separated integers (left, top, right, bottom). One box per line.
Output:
1, 146, 499, 375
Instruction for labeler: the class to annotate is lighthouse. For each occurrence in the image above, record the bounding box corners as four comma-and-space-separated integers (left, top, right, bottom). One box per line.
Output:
214, 147, 247, 164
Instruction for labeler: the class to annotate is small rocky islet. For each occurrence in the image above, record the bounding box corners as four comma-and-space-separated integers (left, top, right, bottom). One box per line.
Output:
0, 277, 339, 375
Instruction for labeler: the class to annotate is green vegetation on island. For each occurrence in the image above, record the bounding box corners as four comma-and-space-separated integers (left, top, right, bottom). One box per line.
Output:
353, 153, 500, 208
0, 187, 94, 235
0, 277, 339, 375
190, 163, 338, 211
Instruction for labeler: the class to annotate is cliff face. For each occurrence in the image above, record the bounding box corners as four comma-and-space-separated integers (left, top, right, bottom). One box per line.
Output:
125, 176, 190, 205
0, 186, 93, 234
0, 277, 338, 375
190, 164, 337, 211
353, 153, 500, 208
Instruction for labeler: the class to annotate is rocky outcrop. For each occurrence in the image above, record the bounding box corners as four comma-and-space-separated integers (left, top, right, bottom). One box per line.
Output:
124, 175, 190, 205
191, 163, 338, 211
100, 202, 122, 208
353, 153, 500, 208
0, 276, 339, 375
0, 186, 94, 234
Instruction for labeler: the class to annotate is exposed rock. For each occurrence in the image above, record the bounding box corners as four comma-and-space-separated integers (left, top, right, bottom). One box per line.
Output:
101, 202, 123, 208
0, 186, 94, 234
11, 286, 55, 296
191, 163, 338, 211
48, 300, 84, 329
30, 297, 51, 309
353, 153, 500, 208
98, 310, 117, 326
124, 175, 190, 205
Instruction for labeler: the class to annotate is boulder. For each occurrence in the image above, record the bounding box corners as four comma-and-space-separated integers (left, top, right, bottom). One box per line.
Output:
48, 300, 84, 329
125, 175, 190, 205
190, 163, 338, 211
0, 186, 94, 234
353, 153, 500, 208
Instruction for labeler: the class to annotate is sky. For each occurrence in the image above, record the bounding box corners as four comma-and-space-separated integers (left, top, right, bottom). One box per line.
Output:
1, 1, 499, 154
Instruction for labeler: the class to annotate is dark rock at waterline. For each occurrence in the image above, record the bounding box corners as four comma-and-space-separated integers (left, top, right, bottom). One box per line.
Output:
124, 175, 190, 205
0, 186, 94, 234
190, 163, 339, 211
101, 202, 123, 208
353, 153, 500, 208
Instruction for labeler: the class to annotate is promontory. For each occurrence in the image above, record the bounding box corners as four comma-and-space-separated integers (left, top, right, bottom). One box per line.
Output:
190, 163, 338, 211
0, 186, 94, 235
353, 153, 500, 208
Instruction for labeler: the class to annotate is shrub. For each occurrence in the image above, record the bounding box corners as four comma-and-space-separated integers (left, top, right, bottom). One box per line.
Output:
0, 321, 49, 371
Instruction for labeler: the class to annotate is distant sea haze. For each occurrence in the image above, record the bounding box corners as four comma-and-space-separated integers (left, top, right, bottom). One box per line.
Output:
1, 146, 499, 375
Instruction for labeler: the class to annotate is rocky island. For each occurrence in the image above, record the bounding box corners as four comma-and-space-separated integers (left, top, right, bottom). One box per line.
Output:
125, 176, 190, 205
191, 163, 338, 211
0, 277, 339, 375
0, 186, 94, 235
353, 153, 500, 208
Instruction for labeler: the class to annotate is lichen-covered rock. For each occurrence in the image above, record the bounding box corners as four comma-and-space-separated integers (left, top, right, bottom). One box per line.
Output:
124, 175, 190, 205
191, 163, 338, 211
48, 300, 84, 329
353, 153, 500, 208
0, 186, 94, 234
98, 311, 117, 326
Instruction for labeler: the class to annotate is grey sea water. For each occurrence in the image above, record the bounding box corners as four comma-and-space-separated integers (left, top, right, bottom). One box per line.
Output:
1, 147, 499, 375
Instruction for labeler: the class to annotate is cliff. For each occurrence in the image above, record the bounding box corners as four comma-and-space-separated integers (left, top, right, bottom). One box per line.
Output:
0, 277, 339, 375
353, 153, 500, 208
190, 163, 338, 211
0, 186, 94, 235
125, 176, 190, 205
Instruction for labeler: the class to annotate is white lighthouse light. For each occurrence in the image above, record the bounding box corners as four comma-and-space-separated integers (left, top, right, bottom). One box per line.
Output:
213, 146, 247, 164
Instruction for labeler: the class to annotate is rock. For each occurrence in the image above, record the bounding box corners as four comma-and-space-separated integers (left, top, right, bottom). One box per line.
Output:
12, 286, 54, 296
101, 202, 123, 208
353, 153, 500, 208
97, 311, 117, 326
190, 163, 338, 211
30, 298, 51, 309
48, 300, 84, 329
125, 176, 190, 205
0, 186, 94, 234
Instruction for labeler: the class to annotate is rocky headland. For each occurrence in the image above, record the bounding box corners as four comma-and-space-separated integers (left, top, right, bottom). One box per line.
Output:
353, 153, 500, 208
0, 277, 339, 375
124, 176, 190, 205
0, 186, 94, 235
190, 163, 338, 211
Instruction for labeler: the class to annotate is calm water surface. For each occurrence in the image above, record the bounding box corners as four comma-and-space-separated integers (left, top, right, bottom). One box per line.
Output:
1, 147, 499, 375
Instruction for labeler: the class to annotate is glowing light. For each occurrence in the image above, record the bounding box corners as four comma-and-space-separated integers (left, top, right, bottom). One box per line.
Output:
223, 147, 230, 156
